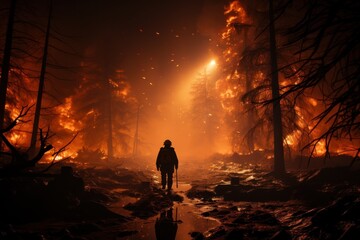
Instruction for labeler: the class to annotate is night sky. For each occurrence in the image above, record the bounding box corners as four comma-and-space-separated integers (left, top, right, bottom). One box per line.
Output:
50, 0, 227, 104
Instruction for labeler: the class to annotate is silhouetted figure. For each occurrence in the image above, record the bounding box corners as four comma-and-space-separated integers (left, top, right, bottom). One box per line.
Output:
156, 139, 178, 190
155, 208, 178, 240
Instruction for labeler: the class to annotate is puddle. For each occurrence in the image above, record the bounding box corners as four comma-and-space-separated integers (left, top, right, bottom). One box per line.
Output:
111, 183, 220, 239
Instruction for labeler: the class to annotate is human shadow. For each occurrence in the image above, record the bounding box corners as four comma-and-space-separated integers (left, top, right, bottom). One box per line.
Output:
155, 208, 178, 240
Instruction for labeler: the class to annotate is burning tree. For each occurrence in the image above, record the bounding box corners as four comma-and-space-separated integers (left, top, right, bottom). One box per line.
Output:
0, 106, 78, 176
0, 0, 89, 163
0, 0, 16, 134
217, 0, 360, 170
66, 46, 137, 160
217, 1, 278, 154
215, 0, 327, 173
280, 0, 360, 163
216, 0, 265, 154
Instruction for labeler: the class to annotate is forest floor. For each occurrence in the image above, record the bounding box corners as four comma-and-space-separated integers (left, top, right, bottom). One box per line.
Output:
0, 155, 360, 240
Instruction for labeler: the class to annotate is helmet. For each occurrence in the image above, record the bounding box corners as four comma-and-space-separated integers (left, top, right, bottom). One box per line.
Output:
163, 139, 172, 146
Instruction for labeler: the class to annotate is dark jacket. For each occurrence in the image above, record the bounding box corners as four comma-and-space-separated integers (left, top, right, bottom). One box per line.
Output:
156, 147, 178, 173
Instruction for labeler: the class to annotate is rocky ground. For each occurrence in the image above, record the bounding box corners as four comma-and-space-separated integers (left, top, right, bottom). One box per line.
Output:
185, 162, 360, 240
0, 155, 359, 239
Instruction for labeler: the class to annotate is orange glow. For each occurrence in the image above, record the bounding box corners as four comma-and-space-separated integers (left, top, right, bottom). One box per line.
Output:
314, 140, 326, 156
308, 98, 318, 107
224, 1, 249, 24
57, 98, 78, 132
42, 149, 78, 163
284, 130, 302, 146
208, 59, 217, 69
9, 132, 21, 143
54, 150, 78, 161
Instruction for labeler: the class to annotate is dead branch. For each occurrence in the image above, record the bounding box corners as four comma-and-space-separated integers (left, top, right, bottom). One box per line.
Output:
39, 133, 78, 173
1, 105, 32, 133
0, 107, 59, 175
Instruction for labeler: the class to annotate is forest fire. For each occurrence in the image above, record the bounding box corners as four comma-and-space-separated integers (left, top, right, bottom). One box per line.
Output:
0, 0, 359, 239
57, 98, 78, 132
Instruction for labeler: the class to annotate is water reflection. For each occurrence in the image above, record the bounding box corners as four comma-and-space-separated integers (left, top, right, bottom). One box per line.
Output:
155, 208, 178, 240
111, 183, 220, 239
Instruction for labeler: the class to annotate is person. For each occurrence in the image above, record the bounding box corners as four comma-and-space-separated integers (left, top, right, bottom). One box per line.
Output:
156, 139, 178, 190
155, 208, 178, 240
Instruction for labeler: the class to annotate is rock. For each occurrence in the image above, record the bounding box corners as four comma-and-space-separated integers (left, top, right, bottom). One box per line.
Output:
207, 226, 227, 239
201, 208, 219, 218
124, 192, 174, 218
214, 209, 231, 218
169, 192, 184, 202
201, 211, 210, 217
187, 185, 216, 200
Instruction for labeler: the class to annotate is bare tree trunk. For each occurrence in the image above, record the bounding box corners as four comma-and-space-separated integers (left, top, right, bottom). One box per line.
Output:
132, 105, 140, 159
242, 27, 255, 153
30, 0, 53, 153
107, 77, 113, 160
245, 0, 255, 153
0, 0, 17, 134
269, 0, 285, 174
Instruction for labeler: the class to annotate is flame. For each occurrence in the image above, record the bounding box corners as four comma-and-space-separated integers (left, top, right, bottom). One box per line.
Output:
42, 149, 78, 162
56, 98, 78, 132
307, 97, 318, 107
224, 1, 249, 24
9, 132, 21, 143
221, 89, 236, 99
314, 140, 326, 156
54, 150, 78, 161
115, 80, 131, 99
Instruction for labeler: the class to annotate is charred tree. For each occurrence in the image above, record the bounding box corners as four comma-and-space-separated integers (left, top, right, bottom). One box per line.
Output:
240, 1, 255, 153
269, 0, 285, 174
132, 105, 140, 159
0, 107, 53, 175
30, 0, 53, 154
106, 72, 114, 160
0, 0, 17, 134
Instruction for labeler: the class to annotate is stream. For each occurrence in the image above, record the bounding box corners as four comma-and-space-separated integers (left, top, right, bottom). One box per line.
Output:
109, 182, 220, 240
